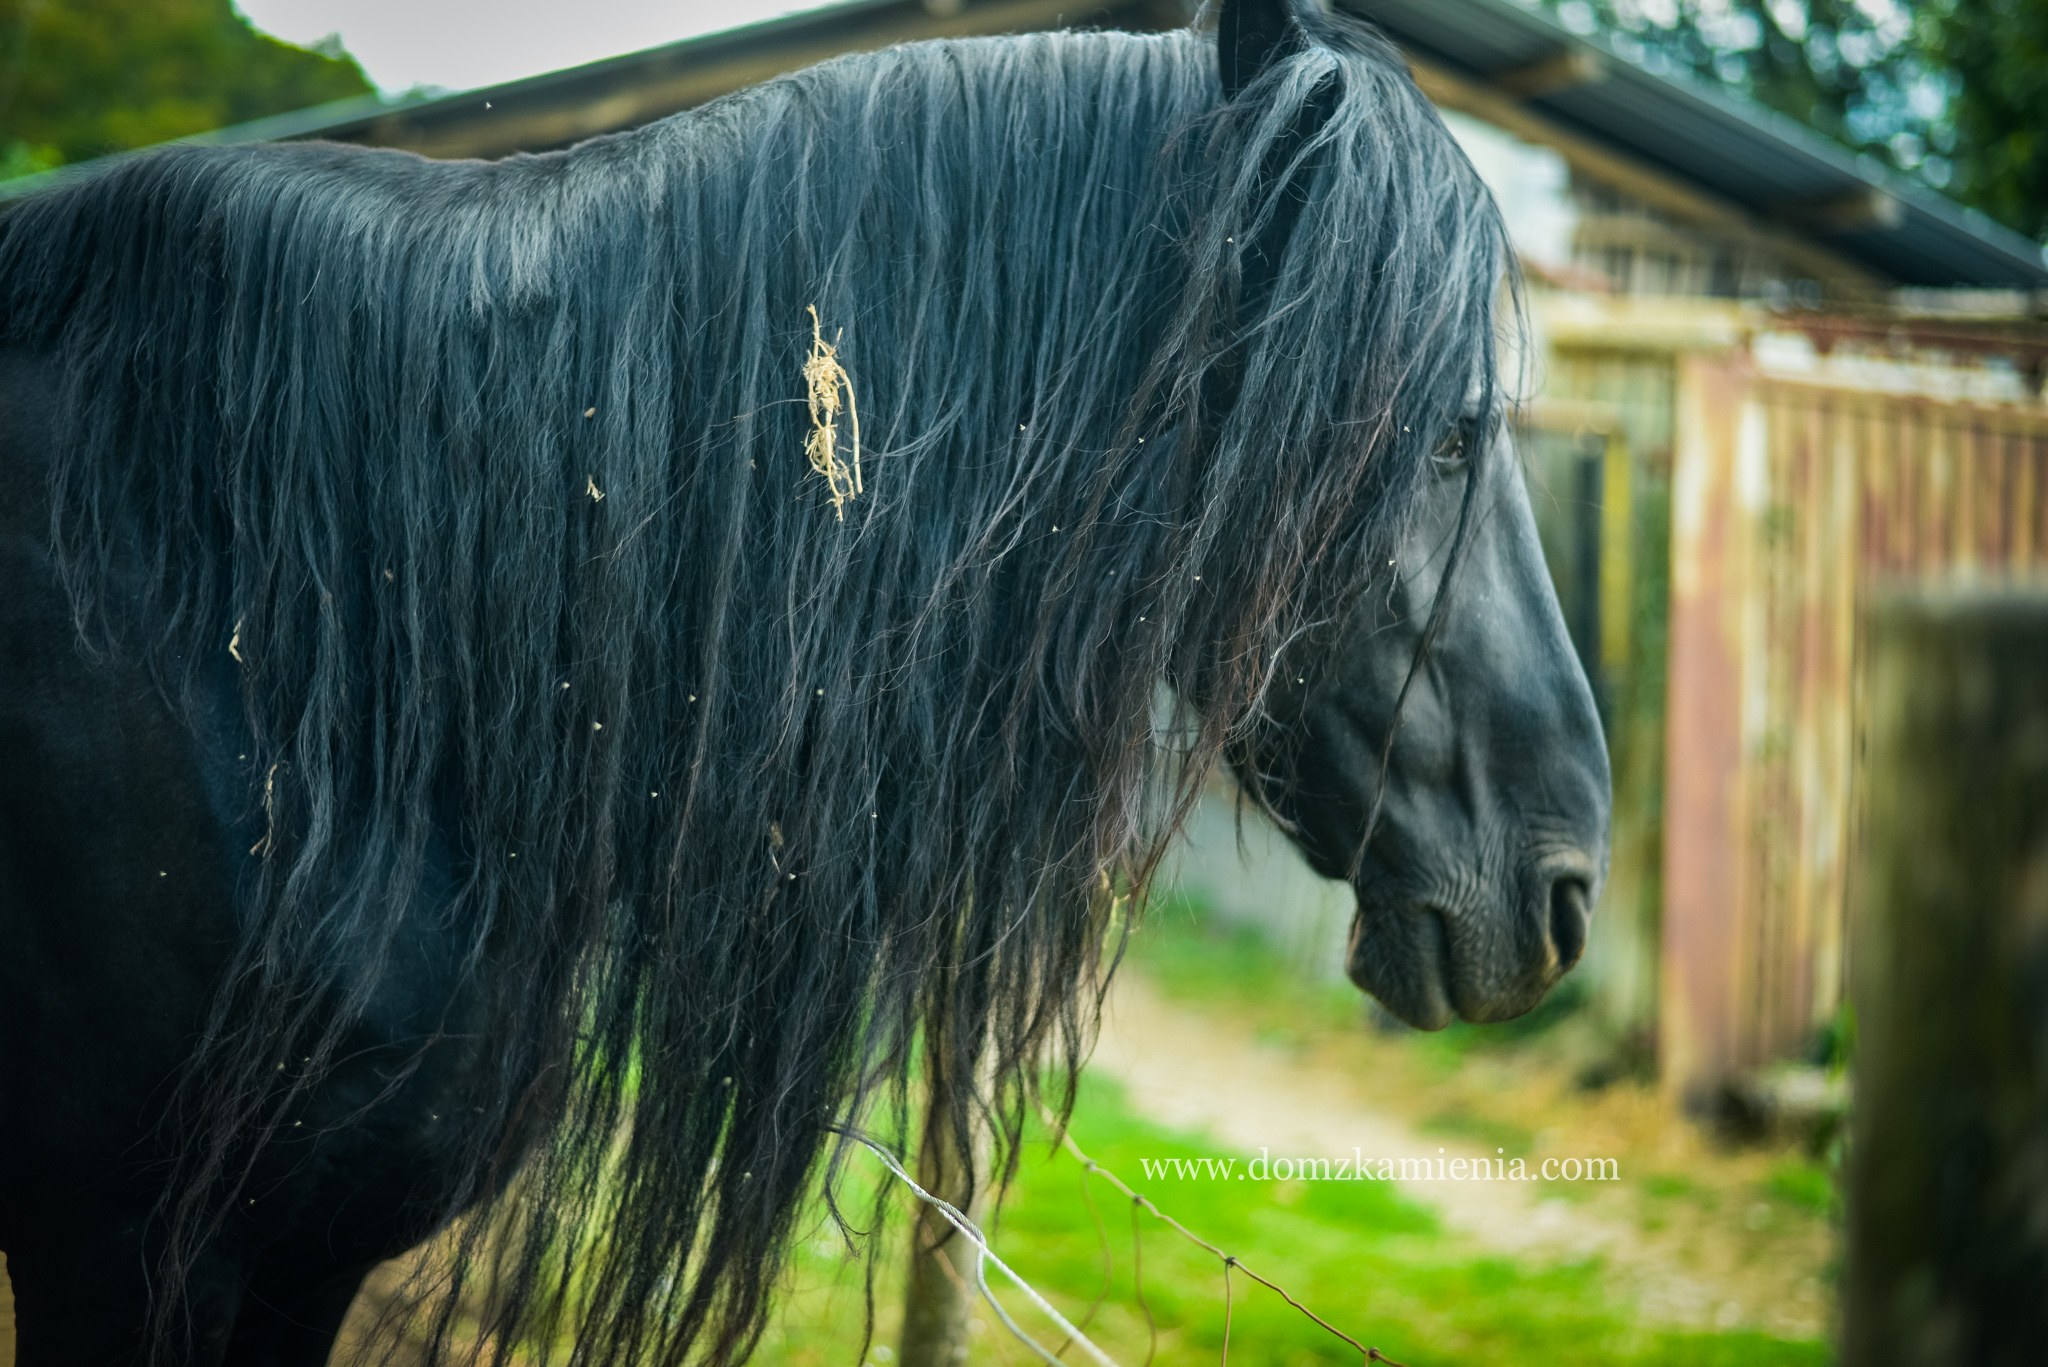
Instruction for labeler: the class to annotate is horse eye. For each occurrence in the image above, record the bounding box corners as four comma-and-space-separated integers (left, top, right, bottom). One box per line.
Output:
1432, 416, 1482, 476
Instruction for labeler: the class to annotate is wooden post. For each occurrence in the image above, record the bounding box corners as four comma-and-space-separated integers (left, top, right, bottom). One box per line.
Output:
1843, 588, 2048, 1365
1659, 354, 1755, 1104
897, 1071, 990, 1367
1, 1253, 15, 1367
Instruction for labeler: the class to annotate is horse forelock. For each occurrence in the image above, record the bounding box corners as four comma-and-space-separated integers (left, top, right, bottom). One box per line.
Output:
0, 17, 1508, 1364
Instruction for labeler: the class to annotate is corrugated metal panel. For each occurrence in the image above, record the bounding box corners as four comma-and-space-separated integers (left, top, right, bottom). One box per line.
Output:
1345, 0, 1561, 72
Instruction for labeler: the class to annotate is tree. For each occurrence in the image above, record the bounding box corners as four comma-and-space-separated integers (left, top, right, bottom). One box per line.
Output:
1931, 0, 2048, 241
1539, 0, 2047, 243
0, 0, 372, 179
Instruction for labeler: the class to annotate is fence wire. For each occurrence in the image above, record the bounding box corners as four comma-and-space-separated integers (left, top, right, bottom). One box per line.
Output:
840, 1119, 1414, 1367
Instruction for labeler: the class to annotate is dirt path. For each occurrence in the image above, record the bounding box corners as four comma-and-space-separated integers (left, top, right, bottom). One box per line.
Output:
1091, 972, 1829, 1339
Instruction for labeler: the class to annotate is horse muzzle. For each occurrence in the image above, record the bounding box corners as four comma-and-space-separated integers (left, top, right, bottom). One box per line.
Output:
1345, 853, 1600, 1030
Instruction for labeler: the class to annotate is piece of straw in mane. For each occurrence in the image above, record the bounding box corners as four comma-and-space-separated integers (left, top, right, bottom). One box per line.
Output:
803, 303, 863, 517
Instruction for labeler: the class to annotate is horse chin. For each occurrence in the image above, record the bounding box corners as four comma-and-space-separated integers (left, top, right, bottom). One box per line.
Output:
1345, 902, 1559, 1030
1345, 905, 1456, 1031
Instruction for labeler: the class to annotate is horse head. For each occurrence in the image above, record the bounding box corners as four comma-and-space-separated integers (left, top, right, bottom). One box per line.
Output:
1235, 423, 1613, 1029
1217, 0, 1612, 1029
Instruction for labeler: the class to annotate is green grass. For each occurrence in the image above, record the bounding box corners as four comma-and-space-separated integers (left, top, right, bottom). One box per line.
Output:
1763, 1160, 1838, 1217
754, 1074, 1828, 1367
1641, 1173, 1701, 1201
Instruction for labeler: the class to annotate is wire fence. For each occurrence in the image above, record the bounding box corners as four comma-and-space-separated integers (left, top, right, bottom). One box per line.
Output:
840, 1120, 1414, 1367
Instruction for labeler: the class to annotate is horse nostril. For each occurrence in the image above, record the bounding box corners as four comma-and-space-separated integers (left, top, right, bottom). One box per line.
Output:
1548, 876, 1590, 972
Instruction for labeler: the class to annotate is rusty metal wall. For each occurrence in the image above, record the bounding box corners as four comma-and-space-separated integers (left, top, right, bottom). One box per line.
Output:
1661, 358, 2048, 1100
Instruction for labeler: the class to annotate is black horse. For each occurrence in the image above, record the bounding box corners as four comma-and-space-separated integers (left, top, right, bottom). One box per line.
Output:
0, 1, 1609, 1362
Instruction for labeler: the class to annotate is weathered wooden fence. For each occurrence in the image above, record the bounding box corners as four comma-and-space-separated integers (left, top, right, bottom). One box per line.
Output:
1659, 358, 2048, 1100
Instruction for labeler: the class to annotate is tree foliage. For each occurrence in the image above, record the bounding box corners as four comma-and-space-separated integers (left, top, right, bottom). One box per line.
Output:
0, 0, 371, 178
1932, 0, 2048, 241
1540, 0, 2048, 242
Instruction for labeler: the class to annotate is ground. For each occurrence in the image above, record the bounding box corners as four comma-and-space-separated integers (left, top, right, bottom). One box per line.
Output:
1090, 966, 1834, 1341
736, 907, 1836, 1366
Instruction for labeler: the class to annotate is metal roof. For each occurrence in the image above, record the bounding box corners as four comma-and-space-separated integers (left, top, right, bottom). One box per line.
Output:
1343, 0, 2048, 287
0, 0, 1185, 180
6, 0, 2041, 287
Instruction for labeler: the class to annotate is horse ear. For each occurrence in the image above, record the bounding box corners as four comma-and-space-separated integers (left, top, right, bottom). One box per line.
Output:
1218, 0, 1303, 100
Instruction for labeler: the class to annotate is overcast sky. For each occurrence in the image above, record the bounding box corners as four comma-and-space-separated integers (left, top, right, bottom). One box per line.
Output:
236, 0, 851, 95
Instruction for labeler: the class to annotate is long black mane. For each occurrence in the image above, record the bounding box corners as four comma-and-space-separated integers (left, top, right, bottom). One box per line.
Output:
0, 15, 1507, 1364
